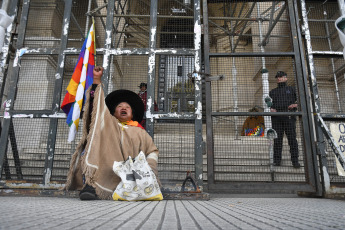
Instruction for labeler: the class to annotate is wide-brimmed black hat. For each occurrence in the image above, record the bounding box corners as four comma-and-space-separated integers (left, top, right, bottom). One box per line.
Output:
105, 89, 144, 122
138, 82, 147, 88
275, 71, 287, 78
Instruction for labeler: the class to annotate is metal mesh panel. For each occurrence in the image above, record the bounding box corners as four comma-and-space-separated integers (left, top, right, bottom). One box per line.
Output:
14, 56, 58, 110
24, 0, 64, 49
154, 120, 195, 182
212, 116, 306, 183
67, 1, 91, 49
1, 118, 50, 181
302, 1, 345, 188
305, 1, 341, 53
313, 57, 345, 114
157, 1, 194, 49
111, 55, 148, 92
121, 0, 150, 48
207, 1, 291, 53
210, 56, 299, 113
51, 119, 83, 182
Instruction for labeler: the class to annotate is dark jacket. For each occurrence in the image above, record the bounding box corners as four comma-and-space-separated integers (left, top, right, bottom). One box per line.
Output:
269, 82, 297, 113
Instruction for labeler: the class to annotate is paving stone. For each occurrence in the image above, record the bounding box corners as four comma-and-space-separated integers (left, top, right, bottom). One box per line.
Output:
1, 196, 345, 230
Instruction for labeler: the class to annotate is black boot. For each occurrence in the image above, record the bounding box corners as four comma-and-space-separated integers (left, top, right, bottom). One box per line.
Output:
79, 184, 97, 200
292, 162, 301, 169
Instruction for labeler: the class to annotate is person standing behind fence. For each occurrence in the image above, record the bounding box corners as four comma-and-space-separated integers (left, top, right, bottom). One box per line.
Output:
269, 71, 300, 168
137, 82, 157, 129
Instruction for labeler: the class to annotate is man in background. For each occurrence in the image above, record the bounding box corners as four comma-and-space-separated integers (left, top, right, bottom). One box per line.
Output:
269, 71, 300, 168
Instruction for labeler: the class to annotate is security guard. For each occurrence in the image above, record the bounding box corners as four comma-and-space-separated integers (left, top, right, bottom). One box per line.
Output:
269, 71, 300, 168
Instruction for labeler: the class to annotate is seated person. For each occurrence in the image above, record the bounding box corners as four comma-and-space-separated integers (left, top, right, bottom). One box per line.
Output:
241, 106, 265, 136
64, 66, 159, 200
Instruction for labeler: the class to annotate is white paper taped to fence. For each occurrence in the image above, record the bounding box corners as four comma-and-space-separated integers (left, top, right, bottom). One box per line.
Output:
330, 123, 345, 176
112, 151, 163, 201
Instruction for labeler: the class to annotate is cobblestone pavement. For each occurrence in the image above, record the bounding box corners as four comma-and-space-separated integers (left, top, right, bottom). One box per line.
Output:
1, 195, 345, 230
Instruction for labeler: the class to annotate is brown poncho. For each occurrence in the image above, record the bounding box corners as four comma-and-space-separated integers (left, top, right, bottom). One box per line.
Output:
64, 85, 159, 200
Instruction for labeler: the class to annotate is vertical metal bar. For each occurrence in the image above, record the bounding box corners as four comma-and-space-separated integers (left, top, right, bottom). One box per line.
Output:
0, 0, 30, 179
0, 122, 11, 179
9, 120, 22, 179
114, 0, 128, 49
92, 0, 106, 30
0, 0, 18, 105
231, 32, 239, 140
287, 0, 319, 193
43, 0, 73, 185
85, 0, 92, 38
323, 6, 342, 113
194, 0, 203, 188
102, 0, 115, 95
146, 0, 157, 137
225, 3, 239, 140
301, 0, 328, 196
257, 2, 274, 176
203, 0, 215, 187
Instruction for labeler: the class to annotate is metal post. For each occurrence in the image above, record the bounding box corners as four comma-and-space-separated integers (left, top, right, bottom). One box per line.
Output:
257, 2, 274, 176
290, 0, 322, 195
44, 0, 73, 185
85, 0, 92, 38
0, 0, 30, 179
323, 6, 342, 113
301, 0, 329, 196
101, 0, 115, 94
203, 0, 215, 187
146, 0, 157, 137
0, 0, 17, 106
226, 3, 239, 140
231, 36, 239, 140
194, 0, 203, 188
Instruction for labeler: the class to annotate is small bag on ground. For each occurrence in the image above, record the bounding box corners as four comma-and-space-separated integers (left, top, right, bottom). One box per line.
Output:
112, 151, 163, 201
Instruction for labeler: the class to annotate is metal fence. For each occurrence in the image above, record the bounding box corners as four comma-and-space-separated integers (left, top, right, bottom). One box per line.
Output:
300, 0, 345, 188
0, 0, 344, 196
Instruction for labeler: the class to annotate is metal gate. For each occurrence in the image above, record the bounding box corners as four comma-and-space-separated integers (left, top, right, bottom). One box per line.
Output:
203, 0, 320, 194
0, 0, 205, 192
1, 0, 337, 195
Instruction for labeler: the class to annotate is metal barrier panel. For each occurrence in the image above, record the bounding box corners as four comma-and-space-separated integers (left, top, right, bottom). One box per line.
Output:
210, 56, 306, 183
301, 0, 345, 191
204, 0, 318, 193
1, 0, 203, 192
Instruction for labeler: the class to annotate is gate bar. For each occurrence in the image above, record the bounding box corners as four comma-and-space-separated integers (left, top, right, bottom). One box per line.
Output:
290, 0, 321, 195
146, 0, 157, 137
194, 0, 203, 188
300, 0, 329, 196
203, 0, 215, 187
101, 0, 115, 94
0, 0, 30, 179
44, 0, 73, 185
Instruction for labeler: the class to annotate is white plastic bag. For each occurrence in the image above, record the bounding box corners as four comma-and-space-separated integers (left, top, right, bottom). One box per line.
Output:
112, 151, 163, 201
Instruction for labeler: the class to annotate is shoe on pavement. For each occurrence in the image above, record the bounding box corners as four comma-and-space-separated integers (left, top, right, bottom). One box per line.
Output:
79, 184, 97, 200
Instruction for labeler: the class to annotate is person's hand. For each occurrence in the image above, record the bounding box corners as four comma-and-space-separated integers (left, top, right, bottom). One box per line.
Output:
93, 66, 103, 84
288, 104, 298, 110
270, 108, 277, 112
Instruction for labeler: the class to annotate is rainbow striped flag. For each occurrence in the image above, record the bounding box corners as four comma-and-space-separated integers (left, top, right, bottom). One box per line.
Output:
61, 22, 96, 142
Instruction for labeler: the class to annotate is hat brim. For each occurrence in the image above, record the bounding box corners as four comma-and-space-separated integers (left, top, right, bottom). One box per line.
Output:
105, 89, 144, 123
